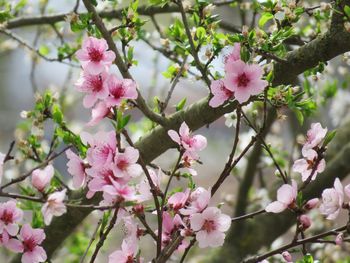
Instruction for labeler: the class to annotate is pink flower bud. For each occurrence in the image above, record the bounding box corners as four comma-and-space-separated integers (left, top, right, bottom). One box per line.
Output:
299, 214, 312, 230
282, 251, 292, 262
335, 233, 344, 245
304, 198, 319, 210
31, 165, 54, 192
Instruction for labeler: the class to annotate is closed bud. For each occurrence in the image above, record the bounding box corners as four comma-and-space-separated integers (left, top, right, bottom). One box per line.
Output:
299, 214, 311, 230
304, 198, 319, 210
282, 251, 292, 262
335, 233, 343, 245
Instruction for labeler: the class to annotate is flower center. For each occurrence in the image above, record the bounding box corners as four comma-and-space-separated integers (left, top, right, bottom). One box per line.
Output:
110, 85, 125, 99
1, 210, 13, 225
202, 219, 216, 233
117, 159, 128, 171
88, 48, 103, 62
88, 75, 104, 92
236, 73, 250, 87
23, 237, 36, 252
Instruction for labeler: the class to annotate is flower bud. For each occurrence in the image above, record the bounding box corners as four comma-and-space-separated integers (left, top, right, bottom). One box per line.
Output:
335, 233, 343, 245
299, 214, 312, 230
304, 198, 319, 210
282, 251, 292, 262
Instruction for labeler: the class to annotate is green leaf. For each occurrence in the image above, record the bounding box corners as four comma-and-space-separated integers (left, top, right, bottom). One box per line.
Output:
176, 98, 187, 111
52, 104, 63, 124
258, 12, 274, 28
39, 45, 50, 56
196, 27, 206, 40
344, 5, 350, 18
323, 130, 336, 147
294, 109, 304, 125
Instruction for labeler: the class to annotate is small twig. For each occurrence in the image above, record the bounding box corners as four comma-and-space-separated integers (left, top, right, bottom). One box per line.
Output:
80, 217, 103, 263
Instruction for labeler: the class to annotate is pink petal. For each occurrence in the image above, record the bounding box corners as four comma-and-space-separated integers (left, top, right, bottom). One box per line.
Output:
265, 201, 286, 213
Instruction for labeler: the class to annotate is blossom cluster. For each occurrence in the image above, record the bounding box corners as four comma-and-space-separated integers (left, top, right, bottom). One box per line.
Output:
209, 43, 267, 107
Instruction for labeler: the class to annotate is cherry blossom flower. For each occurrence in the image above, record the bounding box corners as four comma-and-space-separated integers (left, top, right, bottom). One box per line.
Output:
224, 43, 241, 69
31, 165, 54, 192
223, 60, 267, 103
41, 189, 67, 225
75, 71, 109, 108
303, 122, 327, 150
113, 147, 142, 178
319, 178, 344, 220
87, 101, 112, 126
265, 180, 297, 213
168, 189, 190, 211
103, 180, 136, 202
292, 148, 325, 182
0, 200, 23, 236
76, 37, 115, 75
66, 149, 87, 189
209, 80, 233, 108
108, 238, 142, 263
304, 198, 319, 210
137, 168, 162, 202
190, 207, 231, 248
161, 212, 188, 251
0, 229, 22, 253
168, 122, 207, 159
0, 152, 5, 183
282, 251, 292, 262
335, 233, 344, 245
299, 214, 311, 230
81, 131, 116, 168
180, 187, 211, 215
17, 224, 47, 263
105, 75, 138, 107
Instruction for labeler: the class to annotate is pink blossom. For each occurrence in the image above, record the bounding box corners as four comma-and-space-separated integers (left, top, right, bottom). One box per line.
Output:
103, 180, 136, 202
75, 71, 109, 108
0, 200, 23, 236
81, 130, 116, 168
265, 180, 297, 213
17, 224, 46, 263
304, 198, 319, 210
292, 148, 325, 182
0, 230, 22, 253
303, 122, 327, 150
76, 37, 116, 75
319, 178, 344, 220
299, 214, 311, 230
108, 238, 142, 263
0, 152, 5, 183
180, 187, 211, 215
209, 80, 233, 108
87, 101, 111, 126
168, 189, 190, 211
335, 233, 344, 245
41, 189, 67, 225
282, 251, 292, 262
190, 207, 231, 248
223, 60, 267, 103
105, 75, 138, 107
137, 168, 162, 202
224, 43, 241, 69
161, 212, 187, 250
168, 122, 207, 159
66, 149, 87, 189
113, 147, 142, 178
31, 165, 54, 192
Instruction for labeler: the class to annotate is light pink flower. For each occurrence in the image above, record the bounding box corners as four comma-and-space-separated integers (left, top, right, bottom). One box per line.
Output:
161, 212, 188, 250
66, 149, 87, 189
0, 229, 22, 253
113, 147, 142, 178
180, 187, 211, 215
75, 71, 109, 108
31, 165, 54, 192
18, 224, 46, 263
304, 198, 319, 210
320, 178, 344, 220
335, 233, 344, 245
299, 214, 311, 230
137, 169, 162, 202
282, 251, 292, 262
168, 122, 207, 160
0, 152, 5, 183
190, 207, 231, 248
223, 60, 267, 103
0, 200, 23, 236
105, 75, 138, 107
209, 80, 233, 108
81, 130, 116, 168
168, 189, 190, 211
41, 189, 67, 225
224, 43, 241, 69
87, 101, 111, 126
303, 122, 327, 150
265, 180, 297, 213
103, 180, 136, 202
292, 148, 325, 182
76, 37, 116, 75
108, 238, 142, 263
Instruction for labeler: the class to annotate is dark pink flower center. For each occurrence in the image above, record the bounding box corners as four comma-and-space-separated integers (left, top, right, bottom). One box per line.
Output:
88, 48, 103, 62
101, 169, 117, 185
23, 237, 37, 252
1, 210, 14, 225
88, 75, 104, 92
126, 256, 134, 263
117, 159, 129, 171
110, 85, 125, 99
202, 220, 216, 233
219, 84, 233, 98
236, 73, 250, 87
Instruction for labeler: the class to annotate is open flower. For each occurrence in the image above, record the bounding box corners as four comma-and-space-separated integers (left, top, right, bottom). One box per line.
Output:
108, 238, 142, 263
75, 71, 109, 108
17, 224, 46, 263
223, 60, 267, 104
180, 187, 211, 215
303, 122, 327, 150
319, 178, 344, 220
87, 101, 111, 126
292, 148, 325, 182
190, 207, 231, 248
0, 229, 22, 253
66, 149, 87, 189
41, 189, 67, 225
113, 147, 142, 178
137, 168, 162, 202
168, 189, 190, 211
105, 75, 138, 107
76, 37, 115, 75
31, 165, 54, 192
265, 180, 297, 213
103, 179, 136, 202
168, 122, 207, 159
0, 200, 23, 236
209, 80, 233, 108
224, 42, 241, 69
